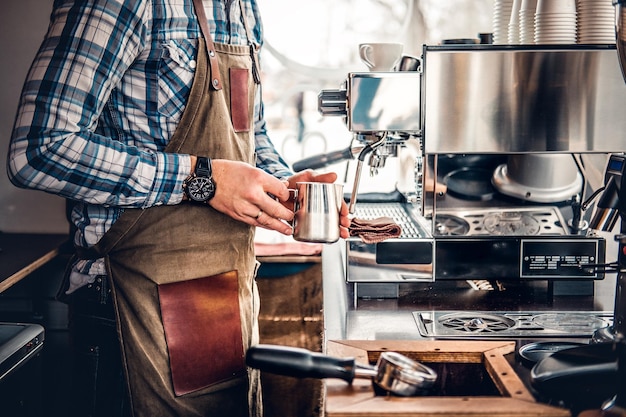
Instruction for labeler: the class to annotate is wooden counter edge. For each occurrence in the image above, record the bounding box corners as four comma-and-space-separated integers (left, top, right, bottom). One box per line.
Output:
256, 255, 321, 264
0, 245, 62, 293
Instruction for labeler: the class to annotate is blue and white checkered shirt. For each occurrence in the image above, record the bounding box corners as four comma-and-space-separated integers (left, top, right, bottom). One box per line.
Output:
8, 0, 292, 283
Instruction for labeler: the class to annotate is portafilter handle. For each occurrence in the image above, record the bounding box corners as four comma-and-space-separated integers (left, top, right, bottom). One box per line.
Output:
291, 144, 364, 172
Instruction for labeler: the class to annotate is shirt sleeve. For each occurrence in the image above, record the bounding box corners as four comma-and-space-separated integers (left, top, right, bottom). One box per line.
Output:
7, 0, 190, 208
253, 84, 293, 180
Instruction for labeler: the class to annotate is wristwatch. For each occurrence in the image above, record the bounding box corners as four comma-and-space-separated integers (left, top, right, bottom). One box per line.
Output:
183, 156, 216, 203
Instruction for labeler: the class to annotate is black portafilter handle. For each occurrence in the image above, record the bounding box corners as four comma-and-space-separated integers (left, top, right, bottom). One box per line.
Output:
246, 344, 356, 383
292, 146, 355, 172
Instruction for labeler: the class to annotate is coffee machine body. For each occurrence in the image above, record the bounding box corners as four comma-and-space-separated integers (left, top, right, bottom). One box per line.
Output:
318, 45, 626, 296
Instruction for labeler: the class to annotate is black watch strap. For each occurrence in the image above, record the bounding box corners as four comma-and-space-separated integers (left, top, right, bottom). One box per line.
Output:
195, 156, 212, 178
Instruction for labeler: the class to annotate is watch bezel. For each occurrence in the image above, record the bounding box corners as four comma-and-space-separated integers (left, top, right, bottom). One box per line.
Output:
184, 156, 216, 203
186, 176, 216, 202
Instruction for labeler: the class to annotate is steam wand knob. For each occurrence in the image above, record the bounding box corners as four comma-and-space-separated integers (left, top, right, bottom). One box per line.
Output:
568, 193, 589, 234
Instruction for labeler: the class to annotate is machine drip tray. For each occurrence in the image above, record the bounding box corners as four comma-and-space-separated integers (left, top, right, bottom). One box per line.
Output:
414, 311, 613, 338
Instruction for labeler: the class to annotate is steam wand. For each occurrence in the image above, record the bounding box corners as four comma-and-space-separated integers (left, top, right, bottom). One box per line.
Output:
347, 133, 387, 215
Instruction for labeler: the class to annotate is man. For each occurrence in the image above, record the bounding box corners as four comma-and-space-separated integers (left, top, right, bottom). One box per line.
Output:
7, 0, 350, 416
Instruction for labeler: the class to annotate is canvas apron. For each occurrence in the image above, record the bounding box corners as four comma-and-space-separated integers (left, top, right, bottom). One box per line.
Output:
76, 2, 262, 415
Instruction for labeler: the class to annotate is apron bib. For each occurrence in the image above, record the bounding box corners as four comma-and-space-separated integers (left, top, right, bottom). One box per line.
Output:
78, 2, 262, 414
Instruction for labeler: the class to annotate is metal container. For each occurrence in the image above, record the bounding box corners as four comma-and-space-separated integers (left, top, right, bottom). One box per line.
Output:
292, 182, 344, 244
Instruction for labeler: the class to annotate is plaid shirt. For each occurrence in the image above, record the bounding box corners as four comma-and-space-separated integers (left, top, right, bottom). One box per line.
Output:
8, 0, 292, 280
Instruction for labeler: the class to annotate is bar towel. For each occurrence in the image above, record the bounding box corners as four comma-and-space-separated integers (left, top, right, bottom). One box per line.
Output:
349, 217, 402, 244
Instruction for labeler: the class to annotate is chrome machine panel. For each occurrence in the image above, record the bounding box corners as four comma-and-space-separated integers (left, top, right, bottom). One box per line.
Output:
422, 45, 626, 154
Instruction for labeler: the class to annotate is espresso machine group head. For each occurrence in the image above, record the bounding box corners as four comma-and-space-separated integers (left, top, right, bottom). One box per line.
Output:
315, 71, 423, 214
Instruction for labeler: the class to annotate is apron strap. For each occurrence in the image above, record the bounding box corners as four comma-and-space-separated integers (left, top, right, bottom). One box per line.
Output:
237, 0, 261, 84
192, 0, 223, 91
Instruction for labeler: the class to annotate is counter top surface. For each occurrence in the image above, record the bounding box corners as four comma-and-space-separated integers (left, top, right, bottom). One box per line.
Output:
322, 242, 616, 341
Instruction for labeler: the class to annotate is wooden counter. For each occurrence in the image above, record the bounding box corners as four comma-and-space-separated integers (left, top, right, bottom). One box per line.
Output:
256, 255, 324, 417
324, 340, 570, 417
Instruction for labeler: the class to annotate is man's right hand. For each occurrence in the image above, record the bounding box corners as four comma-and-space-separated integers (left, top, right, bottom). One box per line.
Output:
207, 159, 294, 235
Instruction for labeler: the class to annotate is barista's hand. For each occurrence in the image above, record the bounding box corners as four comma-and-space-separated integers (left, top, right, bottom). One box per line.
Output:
209, 159, 294, 235
284, 169, 352, 239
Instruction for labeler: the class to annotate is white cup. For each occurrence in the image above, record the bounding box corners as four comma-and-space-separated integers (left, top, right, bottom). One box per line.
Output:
359, 43, 403, 71
536, 0, 575, 15
518, 0, 537, 44
508, 0, 522, 44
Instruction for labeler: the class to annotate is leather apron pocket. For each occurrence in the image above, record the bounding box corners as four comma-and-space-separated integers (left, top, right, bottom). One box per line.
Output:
229, 67, 250, 133
158, 270, 245, 396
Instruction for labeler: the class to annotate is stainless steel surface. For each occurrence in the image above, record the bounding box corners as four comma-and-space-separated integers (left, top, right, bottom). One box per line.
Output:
433, 206, 570, 236
292, 182, 343, 243
353, 202, 430, 238
318, 72, 421, 133
0, 323, 44, 381
423, 45, 626, 153
320, 46, 626, 152
414, 310, 613, 338
376, 351, 437, 396
354, 204, 570, 237
347, 202, 434, 283
396, 55, 421, 72
322, 243, 618, 341
346, 203, 602, 284
318, 46, 619, 309
492, 154, 583, 203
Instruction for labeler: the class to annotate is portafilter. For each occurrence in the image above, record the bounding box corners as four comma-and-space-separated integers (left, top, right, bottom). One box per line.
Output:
246, 344, 437, 397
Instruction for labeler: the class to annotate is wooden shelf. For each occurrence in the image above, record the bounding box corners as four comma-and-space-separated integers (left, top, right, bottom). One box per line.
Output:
325, 339, 571, 417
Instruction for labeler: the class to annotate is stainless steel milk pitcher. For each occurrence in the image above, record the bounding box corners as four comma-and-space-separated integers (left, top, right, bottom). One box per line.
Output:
291, 182, 344, 244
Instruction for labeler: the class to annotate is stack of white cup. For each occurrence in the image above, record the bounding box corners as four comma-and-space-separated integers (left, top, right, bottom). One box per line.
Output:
518, 0, 538, 44
534, 0, 577, 44
577, 0, 615, 44
493, 0, 515, 44
508, 0, 522, 44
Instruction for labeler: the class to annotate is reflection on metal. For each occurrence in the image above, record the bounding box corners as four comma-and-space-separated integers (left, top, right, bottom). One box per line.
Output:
414, 310, 614, 338
319, 73, 422, 133
349, 73, 421, 132
423, 45, 626, 153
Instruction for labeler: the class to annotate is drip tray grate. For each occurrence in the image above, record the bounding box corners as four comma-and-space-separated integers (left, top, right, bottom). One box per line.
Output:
414, 311, 613, 338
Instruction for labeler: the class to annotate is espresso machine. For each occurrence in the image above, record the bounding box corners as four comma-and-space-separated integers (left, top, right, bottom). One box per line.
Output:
314, 44, 626, 299
304, 19, 626, 413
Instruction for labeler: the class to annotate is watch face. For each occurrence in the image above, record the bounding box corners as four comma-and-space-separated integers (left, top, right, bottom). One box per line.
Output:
187, 177, 215, 202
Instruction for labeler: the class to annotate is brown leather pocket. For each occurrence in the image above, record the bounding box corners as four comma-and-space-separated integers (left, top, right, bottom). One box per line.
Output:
230, 67, 250, 132
158, 271, 245, 396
